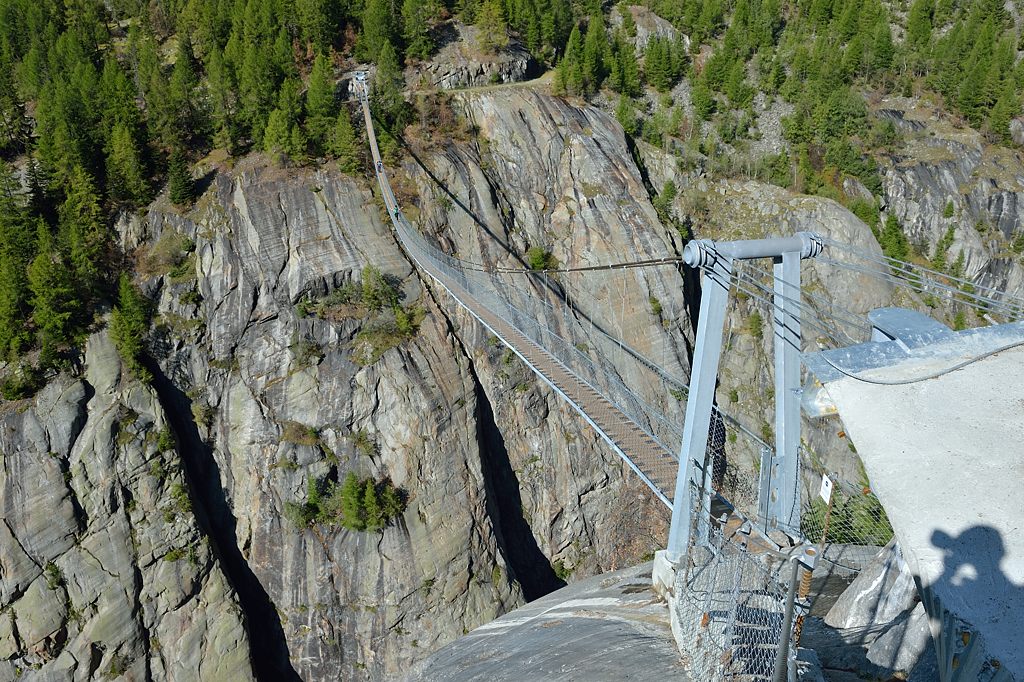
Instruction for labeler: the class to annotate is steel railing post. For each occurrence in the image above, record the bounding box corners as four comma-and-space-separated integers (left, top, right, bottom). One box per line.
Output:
666, 244, 733, 560
759, 250, 803, 535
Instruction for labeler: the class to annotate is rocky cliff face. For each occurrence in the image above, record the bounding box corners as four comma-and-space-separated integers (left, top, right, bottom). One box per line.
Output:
878, 96, 1024, 299
3, 80, 1023, 681
0, 332, 252, 681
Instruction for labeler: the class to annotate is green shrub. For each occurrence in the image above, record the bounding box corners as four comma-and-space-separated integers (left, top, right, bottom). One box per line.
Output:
801, 467, 893, 547
351, 307, 423, 365
0, 364, 44, 400
44, 562, 64, 590
156, 427, 174, 452
943, 200, 955, 218
138, 230, 193, 278
284, 472, 407, 531
281, 421, 319, 446
526, 247, 558, 271
648, 295, 662, 317
171, 482, 192, 514
749, 311, 763, 339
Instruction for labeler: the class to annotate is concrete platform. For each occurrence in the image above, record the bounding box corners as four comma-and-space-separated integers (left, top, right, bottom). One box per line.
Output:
812, 329, 1024, 679
403, 563, 686, 681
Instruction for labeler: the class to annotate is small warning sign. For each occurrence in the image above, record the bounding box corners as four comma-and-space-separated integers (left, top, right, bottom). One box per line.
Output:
819, 474, 833, 504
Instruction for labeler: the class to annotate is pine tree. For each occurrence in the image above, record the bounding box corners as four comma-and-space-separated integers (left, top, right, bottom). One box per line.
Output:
0, 162, 34, 359
477, 0, 509, 54
0, 68, 30, 156
58, 166, 108, 292
988, 78, 1019, 144
205, 46, 238, 152
169, 35, 202, 137
358, 0, 398, 63
879, 214, 910, 261
724, 59, 752, 108
305, 52, 336, 149
363, 479, 383, 530
371, 41, 407, 126
581, 14, 608, 95
403, 0, 435, 61
294, 0, 334, 51
958, 59, 989, 127
110, 273, 151, 380
644, 37, 677, 92
340, 472, 365, 530
615, 94, 638, 136
906, 0, 934, 51
28, 224, 79, 367
264, 108, 292, 164
559, 25, 584, 95
331, 109, 363, 173
106, 122, 150, 206
168, 148, 196, 206
691, 79, 715, 121
238, 43, 278, 141
869, 23, 895, 74
380, 482, 404, 520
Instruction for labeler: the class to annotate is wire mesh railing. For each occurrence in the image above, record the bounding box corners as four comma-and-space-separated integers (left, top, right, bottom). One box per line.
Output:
672, 506, 793, 682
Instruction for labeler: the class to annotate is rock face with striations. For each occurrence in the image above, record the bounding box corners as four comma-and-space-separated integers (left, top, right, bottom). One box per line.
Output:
0, 331, 253, 681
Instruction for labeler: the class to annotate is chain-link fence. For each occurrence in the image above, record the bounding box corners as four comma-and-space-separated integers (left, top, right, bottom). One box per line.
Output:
799, 456, 893, 573
673, 517, 793, 682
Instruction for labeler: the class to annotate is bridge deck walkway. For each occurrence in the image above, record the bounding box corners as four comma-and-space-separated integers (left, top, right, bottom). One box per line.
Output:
355, 80, 678, 506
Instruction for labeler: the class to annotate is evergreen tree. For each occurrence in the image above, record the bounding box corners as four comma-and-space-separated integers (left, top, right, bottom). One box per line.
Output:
169, 35, 203, 138
205, 46, 239, 152
403, 0, 435, 61
168, 148, 196, 206
380, 482, 404, 520
305, 52, 336, 149
264, 108, 292, 163
0, 69, 30, 156
724, 59, 753, 108
557, 25, 584, 95
58, 165, 109, 292
371, 41, 407, 126
28, 224, 79, 367
988, 78, 1019, 144
363, 480, 383, 529
477, 0, 509, 54
331, 108, 363, 173
238, 42, 278, 141
340, 472, 365, 530
358, 0, 399, 63
691, 79, 715, 121
615, 94, 638, 136
106, 122, 150, 206
110, 273, 152, 380
644, 36, 680, 92
879, 214, 910, 261
869, 23, 895, 74
608, 32, 641, 97
0, 162, 34, 359
958, 59, 989, 127
906, 0, 934, 52
581, 14, 608, 95
294, 0, 335, 51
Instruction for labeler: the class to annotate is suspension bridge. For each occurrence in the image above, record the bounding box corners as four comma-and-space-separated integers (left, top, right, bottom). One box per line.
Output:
352, 73, 1024, 681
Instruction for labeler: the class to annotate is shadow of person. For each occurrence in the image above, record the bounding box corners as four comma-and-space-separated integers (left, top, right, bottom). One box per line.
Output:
926, 525, 1022, 677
